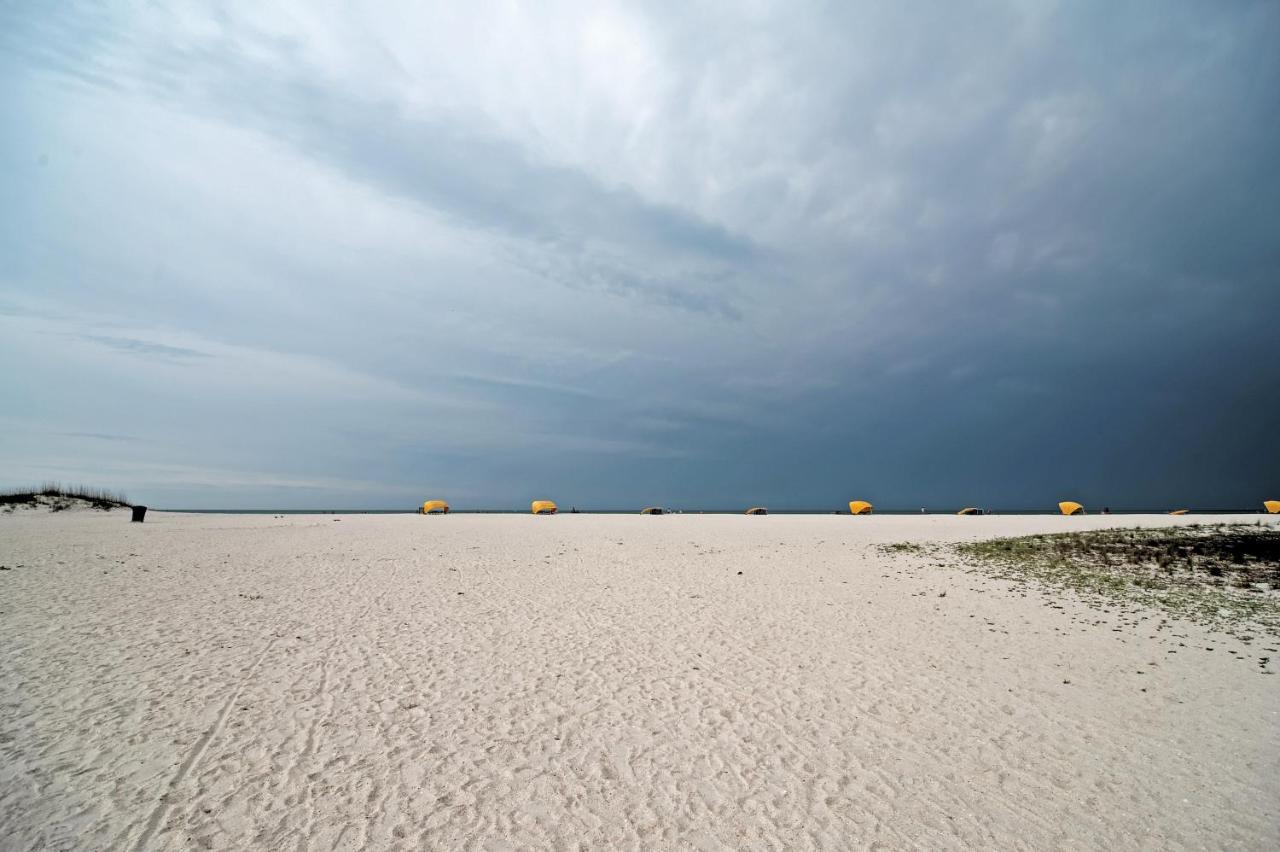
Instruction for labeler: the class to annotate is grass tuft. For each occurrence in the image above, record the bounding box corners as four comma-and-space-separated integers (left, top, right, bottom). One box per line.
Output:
881, 541, 925, 554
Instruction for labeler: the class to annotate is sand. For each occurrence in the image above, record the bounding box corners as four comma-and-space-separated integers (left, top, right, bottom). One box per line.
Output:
1, 510, 1276, 850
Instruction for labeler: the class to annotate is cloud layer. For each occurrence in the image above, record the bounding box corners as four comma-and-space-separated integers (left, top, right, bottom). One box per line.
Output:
3, 1, 1278, 509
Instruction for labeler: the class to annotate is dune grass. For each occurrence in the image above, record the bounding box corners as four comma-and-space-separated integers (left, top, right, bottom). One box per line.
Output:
956, 524, 1280, 638
0, 483, 131, 512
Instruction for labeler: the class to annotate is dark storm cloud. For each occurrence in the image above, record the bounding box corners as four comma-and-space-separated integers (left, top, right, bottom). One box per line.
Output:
2, 1, 1277, 508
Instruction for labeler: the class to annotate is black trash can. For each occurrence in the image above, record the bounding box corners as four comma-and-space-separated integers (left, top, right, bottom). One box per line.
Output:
131, 505, 147, 523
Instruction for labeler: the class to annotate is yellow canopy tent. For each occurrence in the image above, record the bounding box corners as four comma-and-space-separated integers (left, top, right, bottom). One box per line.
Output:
1265, 500, 1280, 514
640, 507, 664, 515
1169, 509, 1190, 515
848, 500, 873, 515
745, 507, 768, 515
531, 500, 558, 515
957, 507, 982, 515
1058, 501, 1084, 515
421, 500, 449, 514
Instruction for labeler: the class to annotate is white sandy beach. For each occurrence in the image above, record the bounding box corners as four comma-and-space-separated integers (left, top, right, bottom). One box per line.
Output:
1, 511, 1276, 850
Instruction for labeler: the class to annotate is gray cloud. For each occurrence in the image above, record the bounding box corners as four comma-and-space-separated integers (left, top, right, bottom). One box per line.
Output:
2, 1, 1277, 509
81, 335, 210, 361
55, 431, 144, 442
3, 7, 767, 319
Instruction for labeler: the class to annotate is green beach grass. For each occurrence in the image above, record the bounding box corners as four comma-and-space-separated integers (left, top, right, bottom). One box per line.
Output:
954, 524, 1280, 638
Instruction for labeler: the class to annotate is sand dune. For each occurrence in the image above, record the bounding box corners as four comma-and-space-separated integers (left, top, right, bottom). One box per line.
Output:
1, 512, 1276, 850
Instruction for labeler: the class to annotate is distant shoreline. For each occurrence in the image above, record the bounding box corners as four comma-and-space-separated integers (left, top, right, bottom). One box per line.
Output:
156, 507, 1267, 516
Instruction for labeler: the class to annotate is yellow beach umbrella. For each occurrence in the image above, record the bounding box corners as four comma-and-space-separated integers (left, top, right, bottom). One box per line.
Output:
1058, 501, 1084, 516
421, 500, 449, 514
531, 500, 558, 515
745, 507, 768, 515
1264, 500, 1280, 514
640, 507, 663, 515
848, 500, 873, 515
957, 507, 982, 515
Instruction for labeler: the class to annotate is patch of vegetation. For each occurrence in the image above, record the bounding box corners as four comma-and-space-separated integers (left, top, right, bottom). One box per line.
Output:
880, 542, 925, 554
0, 483, 131, 513
957, 524, 1280, 637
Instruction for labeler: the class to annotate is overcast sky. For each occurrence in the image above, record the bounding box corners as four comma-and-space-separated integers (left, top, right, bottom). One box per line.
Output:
3, 1, 1277, 510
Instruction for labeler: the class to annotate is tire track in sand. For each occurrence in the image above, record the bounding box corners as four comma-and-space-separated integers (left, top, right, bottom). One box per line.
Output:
130, 632, 283, 851
135, 561, 378, 851
289, 563, 399, 850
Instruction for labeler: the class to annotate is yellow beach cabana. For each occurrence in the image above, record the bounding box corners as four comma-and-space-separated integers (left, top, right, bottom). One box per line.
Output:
1058, 501, 1084, 516
1265, 500, 1280, 514
531, 500, 558, 515
421, 500, 449, 514
848, 500, 873, 515
1169, 509, 1190, 515
640, 507, 664, 515
745, 507, 768, 515
957, 507, 982, 516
